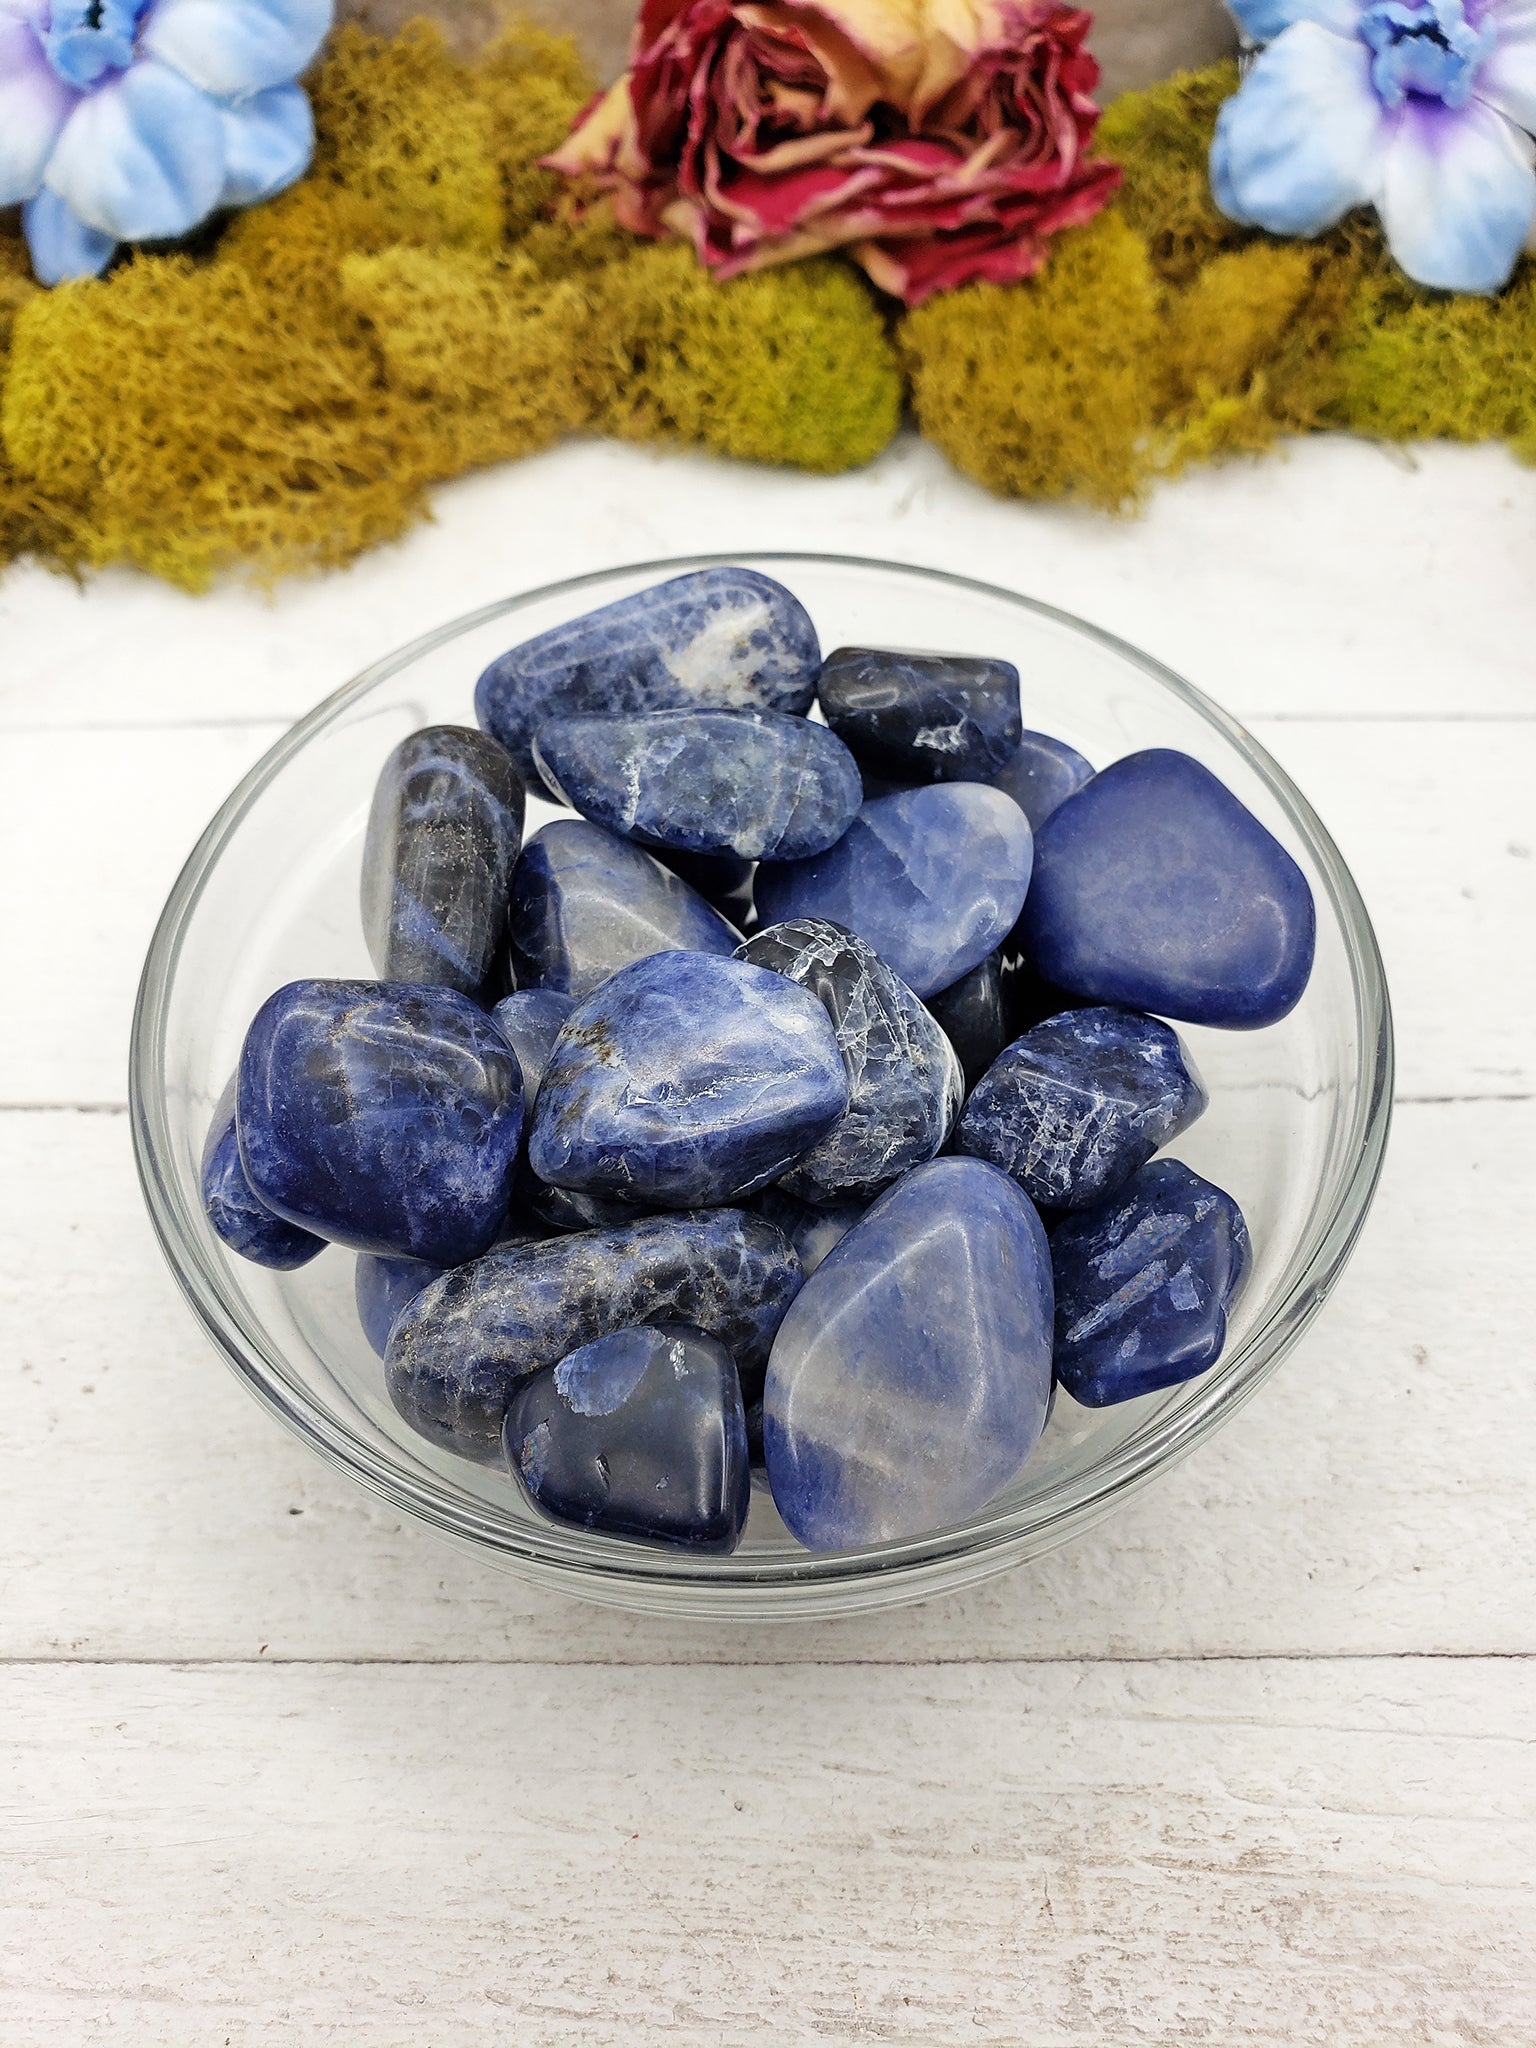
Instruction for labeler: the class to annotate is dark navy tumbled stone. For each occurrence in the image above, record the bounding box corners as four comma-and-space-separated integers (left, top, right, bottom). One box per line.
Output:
755, 1186, 865, 1277
1050, 1158, 1251, 1406
926, 950, 1010, 1090
956, 1006, 1207, 1211
476, 567, 821, 782
763, 1157, 1053, 1549
1022, 749, 1317, 1028
355, 1252, 446, 1358
386, 1209, 802, 1459
534, 708, 861, 862
988, 729, 1094, 831
505, 1323, 750, 1553
360, 725, 525, 998
200, 1078, 325, 1270
817, 646, 1022, 784
236, 979, 523, 1263
490, 988, 636, 1232
507, 818, 739, 1000
754, 784, 1032, 1000
651, 844, 756, 923
736, 918, 961, 1205
529, 950, 848, 1209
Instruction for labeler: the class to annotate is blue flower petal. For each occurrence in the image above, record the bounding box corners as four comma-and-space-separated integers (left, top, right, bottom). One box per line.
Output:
22, 188, 118, 284
1227, 0, 1365, 46
1211, 21, 1387, 234
43, 60, 225, 242
219, 82, 314, 207
1377, 95, 1536, 290
1475, 0, 1536, 132
0, 9, 76, 206
141, 0, 332, 100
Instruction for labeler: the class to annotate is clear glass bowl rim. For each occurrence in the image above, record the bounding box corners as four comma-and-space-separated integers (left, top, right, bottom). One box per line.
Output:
129, 551, 1394, 1614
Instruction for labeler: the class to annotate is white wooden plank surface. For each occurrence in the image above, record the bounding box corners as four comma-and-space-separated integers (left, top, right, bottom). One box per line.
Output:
3, 1660, 1532, 2044
2, 429, 1533, 2044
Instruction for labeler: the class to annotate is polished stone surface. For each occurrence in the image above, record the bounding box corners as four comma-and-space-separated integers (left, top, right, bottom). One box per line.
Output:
763, 1156, 1053, 1549
1022, 749, 1317, 1028
361, 724, 525, 997
507, 819, 739, 1000
817, 646, 1021, 784
529, 950, 848, 1209
926, 950, 1010, 1090
476, 567, 821, 782
1050, 1158, 1251, 1406
956, 1005, 1207, 1211
988, 728, 1094, 830
490, 988, 634, 1232
737, 917, 961, 1204
355, 1252, 446, 1358
650, 844, 756, 923
386, 1208, 802, 1460
200, 1078, 325, 1270
755, 1186, 865, 1277
505, 1323, 751, 1553
237, 980, 523, 1263
534, 708, 861, 861
754, 784, 1033, 999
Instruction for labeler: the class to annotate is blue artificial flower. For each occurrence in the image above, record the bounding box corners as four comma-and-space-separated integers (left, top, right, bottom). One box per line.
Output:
0, 0, 332, 284
1212, 0, 1536, 291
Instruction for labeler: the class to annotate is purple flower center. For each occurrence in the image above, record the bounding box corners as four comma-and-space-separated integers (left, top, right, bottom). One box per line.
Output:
42, 0, 152, 91
1358, 0, 1493, 110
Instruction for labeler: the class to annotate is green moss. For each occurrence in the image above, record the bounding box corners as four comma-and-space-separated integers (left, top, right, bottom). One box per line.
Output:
900, 212, 1160, 510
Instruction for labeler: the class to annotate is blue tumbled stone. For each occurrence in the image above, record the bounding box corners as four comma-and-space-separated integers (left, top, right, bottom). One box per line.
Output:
355, 1252, 446, 1357
534, 708, 861, 862
956, 1005, 1207, 1211
754, 784, 1032, 1000
650, 844, 756, 923
360, 725, 524, 998
507, 819, 739, 1000
1050, 1158, 1251, 1406
387, 1208, 802, 1459
816, 646, 1021, 784
529, 950, 848, 1209
1022, 749, 1317, 1028
736, 918, 961, 1205
200, 1078, 325, 1270
926, 949, 1010, 1090
237, 979, 523, 1263
492, 988, 637, 1232
755, 1186, 865, 1277
988, 728, 1094, 830
476, 567, 821, 782
764, 1156, 1053, 1548
505, 1323, 750, 1553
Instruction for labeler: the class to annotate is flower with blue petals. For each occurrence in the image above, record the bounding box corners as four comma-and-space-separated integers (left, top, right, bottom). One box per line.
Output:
0, 0, 332, 284
1212, 0, 1536, 291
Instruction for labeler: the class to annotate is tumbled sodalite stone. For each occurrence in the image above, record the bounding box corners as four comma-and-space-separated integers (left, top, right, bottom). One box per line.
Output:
956, 1006, 1207, 1211
355, 1252, 445, 1358
360, 725, 525, 997
529, 950, 848, 1209
1022, 749, 1317, 1027
763, 1156, 1053, 1549
200, 1078, 325, 1270
988, 729, 1094, 830
505, 1323, 750, 1553
817, 646, 1022, 784
534, 708, 861, 861
754, 784, 1032, 999
736, 918, 961, 1205
507, 819, 739, 1000
652, 844, 756, 923
755, 1186, 864, 1277
386, 1209, 801, 1459
488, 988, 634, 1232
926, 950, 1010, 1090
476, 567, 821, 782
1050, 1159, 1250, 1406
237, 979, 523, 1263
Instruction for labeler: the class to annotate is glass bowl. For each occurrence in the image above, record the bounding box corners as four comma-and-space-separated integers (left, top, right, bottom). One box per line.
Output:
130, 553, 1393, 1619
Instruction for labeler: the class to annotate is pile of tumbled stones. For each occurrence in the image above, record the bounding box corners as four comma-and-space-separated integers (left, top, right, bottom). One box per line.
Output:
202, 567, 1316, 1556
